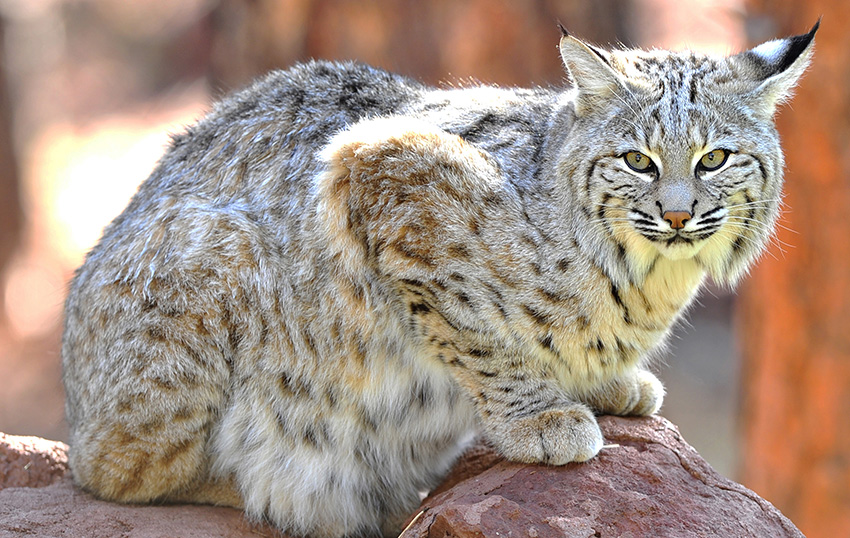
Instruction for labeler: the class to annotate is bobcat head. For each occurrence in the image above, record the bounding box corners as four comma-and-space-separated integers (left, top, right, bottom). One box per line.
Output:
558, 22, 817, 284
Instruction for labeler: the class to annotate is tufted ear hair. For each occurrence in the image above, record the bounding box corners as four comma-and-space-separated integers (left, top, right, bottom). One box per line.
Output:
737, 20, 819, 118
558, 26, 629, 116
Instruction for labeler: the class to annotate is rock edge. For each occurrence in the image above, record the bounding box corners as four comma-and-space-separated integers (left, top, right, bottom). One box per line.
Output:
1, 417, 803, 538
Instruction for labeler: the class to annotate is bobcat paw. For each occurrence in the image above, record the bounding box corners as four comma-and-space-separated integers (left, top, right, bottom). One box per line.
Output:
630, 369, 664, 416
487, 403, 603, 465
586, 369, 665, 416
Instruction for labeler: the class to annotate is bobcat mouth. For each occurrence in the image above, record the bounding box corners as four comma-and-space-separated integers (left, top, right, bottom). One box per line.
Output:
641, 228, 718, 260
665, 233, 693, 246
653, 235, 705, 260
633, 229, 707, 245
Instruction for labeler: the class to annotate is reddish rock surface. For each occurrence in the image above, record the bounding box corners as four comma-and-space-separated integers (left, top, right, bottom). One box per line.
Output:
403, 415, 804, 538
0, 432, 69, 489
0, 433, 278, 537
0, 478, 278, 537
1, 417, 803, 537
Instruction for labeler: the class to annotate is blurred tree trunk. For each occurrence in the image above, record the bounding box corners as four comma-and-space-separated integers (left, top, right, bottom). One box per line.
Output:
738, 3, 850, 538
0, 16, 24, 322
207, 0, 634, 91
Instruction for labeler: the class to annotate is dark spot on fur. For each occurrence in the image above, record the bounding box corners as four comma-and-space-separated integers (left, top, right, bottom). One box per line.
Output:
449, 272, 466, 282
414, 383, 432, 407
732, 235, 746, 253
522, 304, 551, 326
324, 388, 340, 410
609, 283, 632, 325
150, 376, 177, 391
448, 244, 471, 260
146, 326, 167, 342
303, 331, 319, 355
537, 288, 563, 304
448, 355, 466, 368
430, 279, 448, 292
410, 302, 431, 315
357, 407, 379, 433
538, 334, 560, 357
394, 244, 436, 268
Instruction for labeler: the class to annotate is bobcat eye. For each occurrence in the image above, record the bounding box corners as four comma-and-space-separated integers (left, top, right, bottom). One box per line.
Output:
624, 151, 655, 174
698, 149, 729, 172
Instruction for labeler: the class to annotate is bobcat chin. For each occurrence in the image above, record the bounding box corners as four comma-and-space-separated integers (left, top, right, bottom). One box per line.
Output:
62, 24, 816, 538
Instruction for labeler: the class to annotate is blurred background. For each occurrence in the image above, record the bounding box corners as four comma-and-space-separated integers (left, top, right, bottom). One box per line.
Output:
0, 0, 845, 536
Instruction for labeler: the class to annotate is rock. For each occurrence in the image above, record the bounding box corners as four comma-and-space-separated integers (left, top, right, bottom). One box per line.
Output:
401, 415, 804, 538
0, 432, 69, 489
0, 417, 803, 538
0, 478, 279, 538
0, 433, 278, 537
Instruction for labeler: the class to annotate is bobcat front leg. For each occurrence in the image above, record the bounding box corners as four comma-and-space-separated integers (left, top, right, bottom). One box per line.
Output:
448, 350, 604, 465
317, 116, 605, 464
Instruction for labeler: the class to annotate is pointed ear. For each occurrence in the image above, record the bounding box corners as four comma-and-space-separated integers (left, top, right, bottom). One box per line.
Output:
559, 29, 627, 116
738, 20, 819, 118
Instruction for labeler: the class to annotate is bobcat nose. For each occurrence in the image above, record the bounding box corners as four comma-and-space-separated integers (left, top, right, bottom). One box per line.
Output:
662, 210, 691, 230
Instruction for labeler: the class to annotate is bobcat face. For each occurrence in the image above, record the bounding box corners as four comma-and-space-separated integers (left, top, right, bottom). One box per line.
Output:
574, 86, 785, 269
595, 133, 774, 263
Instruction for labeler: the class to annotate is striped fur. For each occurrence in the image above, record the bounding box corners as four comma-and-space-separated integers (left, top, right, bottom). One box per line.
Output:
62, 25, 816, 538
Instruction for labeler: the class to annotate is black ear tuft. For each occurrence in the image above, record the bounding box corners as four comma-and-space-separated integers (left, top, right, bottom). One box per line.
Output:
745, 20, 819, 81
557, 23, 570, 38
739, 20, 818, 117
775, 19, 820, 73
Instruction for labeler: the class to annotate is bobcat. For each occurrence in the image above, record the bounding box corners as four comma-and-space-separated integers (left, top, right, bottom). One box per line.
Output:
62, 24, 816, 538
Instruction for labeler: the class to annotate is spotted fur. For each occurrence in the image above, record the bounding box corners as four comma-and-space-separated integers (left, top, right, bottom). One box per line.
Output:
62, 25, 816, 538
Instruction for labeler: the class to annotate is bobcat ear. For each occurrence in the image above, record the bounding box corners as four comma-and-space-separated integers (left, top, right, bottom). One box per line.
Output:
559, 29, 628, 116
738, 20, 819, 117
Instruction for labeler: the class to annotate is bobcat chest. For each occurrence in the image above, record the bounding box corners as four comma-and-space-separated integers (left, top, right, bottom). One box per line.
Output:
545, 256, 704, 388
